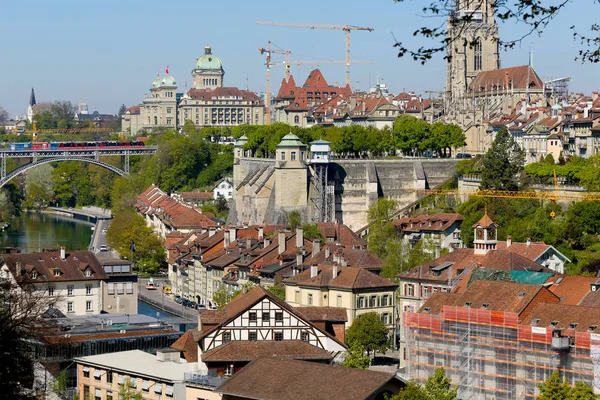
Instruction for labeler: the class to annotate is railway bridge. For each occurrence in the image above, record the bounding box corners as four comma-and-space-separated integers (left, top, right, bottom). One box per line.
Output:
0, 146, 157, 189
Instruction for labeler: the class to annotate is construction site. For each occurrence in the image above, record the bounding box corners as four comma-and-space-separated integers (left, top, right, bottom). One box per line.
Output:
404, 305, 600, 399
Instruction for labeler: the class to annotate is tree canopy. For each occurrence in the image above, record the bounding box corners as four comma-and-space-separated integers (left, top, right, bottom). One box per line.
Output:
537, 370, 597, 400
480, 128, 525, 191
389, 368, 457, 400
392, 1, 599, 64
345, 312, 390, 355
341, 343, 370, 369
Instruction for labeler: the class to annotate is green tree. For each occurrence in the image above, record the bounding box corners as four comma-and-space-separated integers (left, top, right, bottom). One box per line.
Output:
213, 282, 255, 308
380, 237, 411, 279
567, 380, 597, 400
51, 370, 69, 399
341, 343, 370, 369
367, 198, 398, 258
537, 371, 572, 400
388, 368, 457, 400
302, 224, 325, 242
288, 210, 302, 231
558, 152, 566, 165
424, 368, 458, 400
182, 120, 197, 136
50, 101, 77, 128
118, 377, 142, 400
544, 153, 556, 165
267, 285, 286, 301
480, 128, 525, 191
345, 312, 389, 355
118, 104, 127, 117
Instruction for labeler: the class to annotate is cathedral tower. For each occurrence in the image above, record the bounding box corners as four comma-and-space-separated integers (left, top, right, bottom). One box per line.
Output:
27, 87, 36, 123
445, 0, 499, 119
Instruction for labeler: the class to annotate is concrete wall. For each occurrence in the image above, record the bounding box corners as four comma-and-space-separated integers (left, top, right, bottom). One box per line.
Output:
232, 157, 459, 230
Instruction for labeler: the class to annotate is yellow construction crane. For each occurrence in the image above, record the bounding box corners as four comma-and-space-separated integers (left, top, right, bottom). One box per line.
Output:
257, 21, 374, 87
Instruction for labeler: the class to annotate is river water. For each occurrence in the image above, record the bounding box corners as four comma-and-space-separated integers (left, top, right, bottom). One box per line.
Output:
0, 211, 94, 252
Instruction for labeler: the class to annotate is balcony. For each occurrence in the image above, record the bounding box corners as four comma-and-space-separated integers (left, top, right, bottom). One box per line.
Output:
184, 372, 226, 388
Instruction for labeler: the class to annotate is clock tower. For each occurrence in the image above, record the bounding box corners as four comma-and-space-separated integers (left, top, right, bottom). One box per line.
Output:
473, 210, 498, 255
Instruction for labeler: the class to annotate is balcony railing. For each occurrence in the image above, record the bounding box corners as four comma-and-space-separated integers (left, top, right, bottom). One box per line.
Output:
184, 372, 226, 388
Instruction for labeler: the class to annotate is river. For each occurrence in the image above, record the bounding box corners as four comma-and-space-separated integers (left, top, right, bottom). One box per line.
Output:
0, 211, 94, 252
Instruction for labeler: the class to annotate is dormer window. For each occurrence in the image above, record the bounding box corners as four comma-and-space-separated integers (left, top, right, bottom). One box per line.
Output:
517, 291, 526, 297
589, 325, 598, 332
482, 303, 490, 309
531, 318, 541, 325
85, 269, 92, 277
31, 271, 38, 280
53, 269, 61, 277
423, 307, 431, 313
464, 302, 472, 307
569, 323, 579, 329
550, 320, 558, 327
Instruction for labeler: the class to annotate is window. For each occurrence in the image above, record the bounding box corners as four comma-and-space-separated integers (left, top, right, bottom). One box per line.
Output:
274, 331, 283, 341
106, 391, 113, 400
54, 269, 61, 277
248, 331, 257, 341
294, 290, 300, 303
154, 383, 163, 394
165, 384, 174, 397
337, 294, 342, 307
83, 366, 90, 378
249, 312, 257, 322
280, 151, 286, 161
291, 151, 297, 161
86, 301, 92, 312
118, 374, 125, 385
94, 369, 102, 380
423, 286, 431, 299
107, 283, 115, 295
142, 380, 150, 391
294, 115, 300, 124
224, 364, 234, 376
307, 293, 313, 305
67, 286, 74, 296
262, 312, 270, 322
356, 296, 365, 308
275, 311, 283, 322
126, 282, 133, 294
473, 38, 483, 71
85, 268, 92, 277
117, 283, 124, 295
31, 270, 38, 279
223, 332, 231, 343
301, 332, 309, 342
107, 372, 113, 383
67, 302, 74, 313
86, 285, 92, 295
48, 287, 54, 296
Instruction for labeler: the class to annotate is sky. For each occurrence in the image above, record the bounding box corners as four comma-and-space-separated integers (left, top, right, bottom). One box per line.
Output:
1, 0, 597, 118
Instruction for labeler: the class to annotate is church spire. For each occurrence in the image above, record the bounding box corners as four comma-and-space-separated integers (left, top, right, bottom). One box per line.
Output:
29, 87, 36, 107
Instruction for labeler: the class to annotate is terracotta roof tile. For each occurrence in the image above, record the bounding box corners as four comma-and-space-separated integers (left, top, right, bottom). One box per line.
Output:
546, 275, 597, 305
521, 303, 600, 334
201, 340, 332, 362
295, 307, 348, 322
170, 329, 199, 362
470, 65, 544, 92
216, 357, 401, 400
285, 265, 397, 290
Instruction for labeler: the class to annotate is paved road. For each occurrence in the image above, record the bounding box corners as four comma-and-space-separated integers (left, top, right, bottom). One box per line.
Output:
138, 278, 199, 321
90, 219, 122, 259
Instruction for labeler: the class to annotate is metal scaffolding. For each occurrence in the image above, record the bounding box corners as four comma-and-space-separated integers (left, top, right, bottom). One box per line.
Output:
405, 306, 599, 399
310, 163, 332, 223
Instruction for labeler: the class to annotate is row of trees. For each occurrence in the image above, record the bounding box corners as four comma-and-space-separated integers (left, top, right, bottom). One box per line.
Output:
525, 153, 600, 191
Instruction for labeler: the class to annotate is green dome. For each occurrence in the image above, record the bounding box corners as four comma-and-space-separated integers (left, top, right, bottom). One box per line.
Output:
277, 132, 306, 148
151, 77, 162, 88
235, 134, 248, 146
162, 75, 176, 86
194, 45, 223, 70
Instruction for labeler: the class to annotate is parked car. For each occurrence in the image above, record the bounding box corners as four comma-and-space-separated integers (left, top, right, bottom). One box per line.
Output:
174, 296, 182, 304
189, 301, 197, 308
457, 152, 472, 159
99, 245, 108, 251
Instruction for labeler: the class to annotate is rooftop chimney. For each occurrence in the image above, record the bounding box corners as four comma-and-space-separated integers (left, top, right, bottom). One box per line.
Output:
325, 247, 330, 259
16, 261, 21, 277
507, 235, 512, 248
229, 228, 237, 244
264, 237, 271, 248
310, 265, 318, 278
435, 245, 441, 259
246, 237, 252, 249
278, 231, 286, 255
224, 229, 231, 248
296, 251, 303, 266
526, 238, 531, 247
296, 226, 304, 248
60, 246, 66, 260
258, 226, 264, 240
332, 265, 338, 279
312, 239, 321, 258
208, 227, 215, 237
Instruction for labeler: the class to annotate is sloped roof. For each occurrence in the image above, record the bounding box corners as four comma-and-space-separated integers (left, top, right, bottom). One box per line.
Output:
546, 275, 598, 305
276, 75, 298, 100
171, 329, 199, 362
201, 340, 332, 362
296, 307, 348, 322
186, 87, 262, 103
394, 213, 463, 233
285, 265, 398, 290
4, 250, 107, 283
216, 357, 402, 400
521, 303, 600, 333
471, 65, 544, 92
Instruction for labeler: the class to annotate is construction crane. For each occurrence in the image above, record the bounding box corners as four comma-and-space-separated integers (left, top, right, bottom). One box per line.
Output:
257, 21, 374, 87
258, 41, 292, 124
259, 42, 372, 125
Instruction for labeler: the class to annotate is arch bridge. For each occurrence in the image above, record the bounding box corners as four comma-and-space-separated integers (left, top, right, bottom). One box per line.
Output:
0, 146, 157, 189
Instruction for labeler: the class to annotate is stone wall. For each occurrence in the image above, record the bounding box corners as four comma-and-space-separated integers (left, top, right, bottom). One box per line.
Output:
232, 157, 459, 230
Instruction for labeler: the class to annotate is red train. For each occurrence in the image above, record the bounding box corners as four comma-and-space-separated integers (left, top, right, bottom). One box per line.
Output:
8, 141, 146, 151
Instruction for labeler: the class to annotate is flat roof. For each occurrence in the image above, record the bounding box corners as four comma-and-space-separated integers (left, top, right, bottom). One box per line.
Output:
75, 350, 198, 381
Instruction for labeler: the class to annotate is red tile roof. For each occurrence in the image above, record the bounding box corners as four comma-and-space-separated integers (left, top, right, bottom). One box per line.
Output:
285, 265, 397, 290
546, 275, 598, 305
171, 329, 199, 362
521, 302, 600, 334
201, 340, 333, 362
295, 307, 348, 322
275, 76, 298, 100
186, 87, 262, 103
471, 65, 543, 92
394, 213, 463, 233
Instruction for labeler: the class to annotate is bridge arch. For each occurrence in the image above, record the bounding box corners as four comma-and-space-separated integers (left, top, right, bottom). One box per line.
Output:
0, 157, 128, 190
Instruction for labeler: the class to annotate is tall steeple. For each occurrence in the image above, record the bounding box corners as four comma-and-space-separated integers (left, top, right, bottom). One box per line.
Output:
27, 87, 37, 122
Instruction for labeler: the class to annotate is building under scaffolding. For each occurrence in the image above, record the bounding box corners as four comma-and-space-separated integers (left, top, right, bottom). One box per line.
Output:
544, 77, 571, 102
308, 139, 333, 223
405, 304, 600, 399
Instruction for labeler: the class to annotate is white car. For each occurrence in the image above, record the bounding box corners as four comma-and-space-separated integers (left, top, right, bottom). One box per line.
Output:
99, 245, 108, 251
102, 228, 107, 234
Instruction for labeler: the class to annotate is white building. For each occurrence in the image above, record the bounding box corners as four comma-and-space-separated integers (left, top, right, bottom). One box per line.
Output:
1, 248, 108, 316
212, 177, 233, 200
